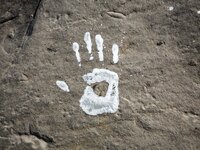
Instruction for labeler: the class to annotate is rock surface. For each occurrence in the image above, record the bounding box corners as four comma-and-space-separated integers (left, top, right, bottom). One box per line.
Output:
0, 0, 200, 149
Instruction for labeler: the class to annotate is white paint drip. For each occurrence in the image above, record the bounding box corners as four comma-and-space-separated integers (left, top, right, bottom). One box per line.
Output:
72, 42, 81, 66
84, 32, 92, 54
80, 68, 119, 116
197, 10, 200, 14
95, 34, 104, 61
89, 55, 94, 60
84, 32, 94, 60
112, 44, 119, 64
168, 6, 174, 11
56, 80, 70, 92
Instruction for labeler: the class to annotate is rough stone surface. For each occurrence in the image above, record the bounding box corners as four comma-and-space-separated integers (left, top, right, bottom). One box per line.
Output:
0, 0, 200, 149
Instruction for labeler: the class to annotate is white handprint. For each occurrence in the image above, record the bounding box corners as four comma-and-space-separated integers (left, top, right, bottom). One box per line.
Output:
57, 32, 120, 116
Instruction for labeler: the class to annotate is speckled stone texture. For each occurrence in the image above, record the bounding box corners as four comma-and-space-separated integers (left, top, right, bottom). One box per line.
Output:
0, 0, 200, 149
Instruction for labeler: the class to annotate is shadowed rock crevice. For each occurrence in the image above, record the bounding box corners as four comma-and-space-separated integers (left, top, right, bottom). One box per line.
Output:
17, 124, 54, 144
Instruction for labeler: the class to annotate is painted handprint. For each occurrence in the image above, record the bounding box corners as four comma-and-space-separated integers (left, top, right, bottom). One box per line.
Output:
57, 32, 119, 116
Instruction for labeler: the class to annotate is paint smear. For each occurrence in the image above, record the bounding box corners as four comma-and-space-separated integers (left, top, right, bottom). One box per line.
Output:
95, 34, 104, 61
84, 32, 94, 60
56, 80, 70, 92
84, 32, 92, 54
72, 42, 81, 67
112, 44, 119, 64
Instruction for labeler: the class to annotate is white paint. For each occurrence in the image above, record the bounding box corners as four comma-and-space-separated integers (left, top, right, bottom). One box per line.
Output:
72, 42, 81, 66
168, 6, 174, 11
197, 10, 200, 14
56, 80, 70, 92
89, 55, 94, 60
84, 32, 94, 60
80, 68, 119, 116
84, 32, 92, 53
95, 34, 104, 61
112, 44, 119, 64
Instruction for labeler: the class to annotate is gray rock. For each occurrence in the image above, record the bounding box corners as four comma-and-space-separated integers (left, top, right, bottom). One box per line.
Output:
0, 0, 200, 149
